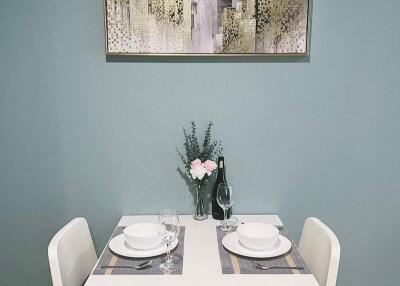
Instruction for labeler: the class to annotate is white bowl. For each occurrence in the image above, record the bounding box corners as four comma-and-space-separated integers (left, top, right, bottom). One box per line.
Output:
237, 223, 279, 250
123, 223, 161, 249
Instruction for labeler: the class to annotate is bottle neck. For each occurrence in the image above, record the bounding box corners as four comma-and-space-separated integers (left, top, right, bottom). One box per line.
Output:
217, 158, 226, 181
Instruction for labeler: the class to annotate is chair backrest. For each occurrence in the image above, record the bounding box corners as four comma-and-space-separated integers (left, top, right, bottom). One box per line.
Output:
48, 218, 98, 286
298, 217, 340, 286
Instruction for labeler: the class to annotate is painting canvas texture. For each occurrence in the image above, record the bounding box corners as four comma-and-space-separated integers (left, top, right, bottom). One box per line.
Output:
105, 0, 309, 55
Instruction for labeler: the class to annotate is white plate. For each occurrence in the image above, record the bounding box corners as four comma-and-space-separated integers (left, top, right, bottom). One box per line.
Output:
222, 232, 292, 258
109, 234, 179, 258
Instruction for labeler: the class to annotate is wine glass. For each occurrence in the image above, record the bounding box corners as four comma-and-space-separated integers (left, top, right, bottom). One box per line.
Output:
217, 183, 233, 231
157, 210, 180, 272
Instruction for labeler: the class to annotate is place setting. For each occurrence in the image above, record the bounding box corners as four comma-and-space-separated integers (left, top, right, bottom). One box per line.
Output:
92, 209, 185, 275
215, 183, 310, 275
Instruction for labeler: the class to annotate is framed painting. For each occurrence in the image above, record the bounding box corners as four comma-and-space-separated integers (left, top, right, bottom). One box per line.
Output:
104, 0, 310, 56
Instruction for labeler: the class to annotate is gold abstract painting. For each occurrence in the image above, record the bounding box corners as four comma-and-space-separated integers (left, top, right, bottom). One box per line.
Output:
105, 0, 310, 55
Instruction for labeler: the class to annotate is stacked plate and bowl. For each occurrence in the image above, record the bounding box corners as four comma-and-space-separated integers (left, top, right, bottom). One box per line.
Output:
222, 222, 292, 258
109, 223, 178, 258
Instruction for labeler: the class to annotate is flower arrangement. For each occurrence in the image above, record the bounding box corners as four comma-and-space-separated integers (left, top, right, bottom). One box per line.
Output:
177, 121, 223, 186
177, 121, 223, 220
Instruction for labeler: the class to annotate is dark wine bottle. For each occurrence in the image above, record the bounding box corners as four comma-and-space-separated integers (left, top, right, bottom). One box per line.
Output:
212, 156, 232, 220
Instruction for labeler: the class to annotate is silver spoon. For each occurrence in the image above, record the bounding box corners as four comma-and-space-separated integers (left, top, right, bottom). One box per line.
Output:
101, 260, 152, 270
254, 262, 304, 271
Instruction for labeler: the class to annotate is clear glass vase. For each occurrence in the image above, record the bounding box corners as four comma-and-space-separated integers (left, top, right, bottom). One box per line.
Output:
193, 184, 208, 221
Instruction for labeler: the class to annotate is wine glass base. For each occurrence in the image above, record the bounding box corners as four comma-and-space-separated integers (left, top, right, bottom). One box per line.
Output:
220, 224, 233, 232
193, 213, 208, 221
226, 217, 239, 227
159, 256, 180, 273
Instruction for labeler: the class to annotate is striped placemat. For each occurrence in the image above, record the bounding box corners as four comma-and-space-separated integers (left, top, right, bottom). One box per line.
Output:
92, 226, 185, 275
216, 225, 311, 274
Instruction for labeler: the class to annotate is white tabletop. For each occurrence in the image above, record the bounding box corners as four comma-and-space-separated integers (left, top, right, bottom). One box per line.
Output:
85, 215, 319, 286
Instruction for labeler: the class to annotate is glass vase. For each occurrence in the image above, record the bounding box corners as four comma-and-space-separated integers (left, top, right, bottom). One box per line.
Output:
193, 184, 208, 221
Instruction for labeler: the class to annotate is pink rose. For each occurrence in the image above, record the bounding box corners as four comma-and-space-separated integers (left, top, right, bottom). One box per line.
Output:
191, 159, 202, 169
190, 159, 207, 180
203, 160, 217, 176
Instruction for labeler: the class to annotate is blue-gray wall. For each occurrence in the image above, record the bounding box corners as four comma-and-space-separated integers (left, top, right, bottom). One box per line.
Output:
1, 0, 399, 285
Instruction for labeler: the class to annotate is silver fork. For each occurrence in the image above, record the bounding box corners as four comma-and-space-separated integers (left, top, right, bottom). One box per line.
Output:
254, 262, 304, 271
101, 260, 152, 270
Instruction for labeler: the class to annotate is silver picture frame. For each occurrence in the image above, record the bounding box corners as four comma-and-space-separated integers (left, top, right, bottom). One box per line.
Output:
104, 0, 312, 56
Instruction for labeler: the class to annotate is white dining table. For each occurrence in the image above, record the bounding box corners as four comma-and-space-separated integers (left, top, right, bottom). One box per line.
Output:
85, 214, 319, 286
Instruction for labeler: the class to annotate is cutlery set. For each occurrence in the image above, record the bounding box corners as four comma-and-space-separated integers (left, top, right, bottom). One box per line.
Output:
101, 260, 153, 270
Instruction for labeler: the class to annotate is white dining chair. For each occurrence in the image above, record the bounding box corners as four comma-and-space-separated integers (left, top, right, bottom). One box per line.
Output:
48, 218, 98, 286
298, 217, 340, 286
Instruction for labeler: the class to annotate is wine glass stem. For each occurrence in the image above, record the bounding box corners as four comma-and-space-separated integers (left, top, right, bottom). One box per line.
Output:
223, 209, 227, 227
166, 242, 171, 263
